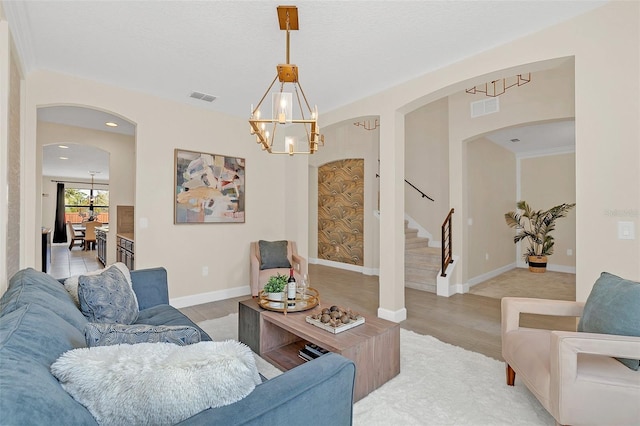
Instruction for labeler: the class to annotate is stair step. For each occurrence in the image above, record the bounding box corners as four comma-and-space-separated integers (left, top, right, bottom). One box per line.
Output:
404, 221, 438, 294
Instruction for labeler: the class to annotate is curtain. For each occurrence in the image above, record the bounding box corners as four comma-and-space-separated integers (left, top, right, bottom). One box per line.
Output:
52, 183, 67, 243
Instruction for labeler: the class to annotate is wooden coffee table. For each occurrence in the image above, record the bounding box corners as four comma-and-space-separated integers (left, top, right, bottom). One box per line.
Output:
238, 298, 400, 402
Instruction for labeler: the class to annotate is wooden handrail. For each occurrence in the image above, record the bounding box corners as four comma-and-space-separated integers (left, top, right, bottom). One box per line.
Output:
441, 208, 454, 277
376, 174, 434, 202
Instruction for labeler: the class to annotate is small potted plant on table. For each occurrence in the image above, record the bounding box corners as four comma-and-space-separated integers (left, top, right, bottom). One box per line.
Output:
263, 273, 288, 301
504, 200, 575, 273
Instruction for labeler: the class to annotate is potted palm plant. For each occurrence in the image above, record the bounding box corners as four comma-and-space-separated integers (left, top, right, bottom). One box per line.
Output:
504, 200, 575, 273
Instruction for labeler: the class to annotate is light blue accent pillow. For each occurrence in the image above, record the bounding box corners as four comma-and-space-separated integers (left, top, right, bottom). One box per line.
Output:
78, 265, 139, 324
84, 323, 201, 347
259, 240, 291, 270
578, 272, 640, 370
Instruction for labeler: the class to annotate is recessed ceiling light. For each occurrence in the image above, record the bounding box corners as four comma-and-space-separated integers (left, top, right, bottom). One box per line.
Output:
105, 122, 118, 127
58, 145, 68, 149
59, 156, 69, 160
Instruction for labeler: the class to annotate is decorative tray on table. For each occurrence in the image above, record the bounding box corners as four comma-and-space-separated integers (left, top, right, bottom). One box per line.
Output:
305, 306, 365, 334
258, 287, 320, 313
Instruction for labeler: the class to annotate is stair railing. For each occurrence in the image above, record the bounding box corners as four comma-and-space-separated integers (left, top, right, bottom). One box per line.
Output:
376, 174, 434, 202
441, 208, 454, 277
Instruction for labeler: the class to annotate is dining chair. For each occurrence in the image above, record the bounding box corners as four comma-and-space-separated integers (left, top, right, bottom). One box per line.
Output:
67, 221, 85, 250
83, 222, 103, 251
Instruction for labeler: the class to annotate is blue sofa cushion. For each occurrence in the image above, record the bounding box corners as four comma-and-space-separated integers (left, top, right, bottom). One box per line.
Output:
136, 304, 212, 341
130, 267, 170, 310
84, 322, 201, 347
578, 272, 640, 370
258, 240, 291, 270
78, 265, 139, 324
0, 268, 87, 331
0, 304, 97, 425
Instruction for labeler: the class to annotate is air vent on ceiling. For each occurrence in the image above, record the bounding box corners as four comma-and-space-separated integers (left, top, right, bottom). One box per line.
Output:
510, 138, 520, 143
189, 91, 217, 102
470, 97, 499, 118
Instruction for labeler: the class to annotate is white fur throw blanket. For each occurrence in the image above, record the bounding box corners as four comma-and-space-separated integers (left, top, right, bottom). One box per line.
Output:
51, 340, 261, 426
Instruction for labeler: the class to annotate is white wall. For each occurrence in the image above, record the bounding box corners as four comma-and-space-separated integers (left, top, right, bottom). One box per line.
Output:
520, 153, 576, 271
11, 2, 640, 309
466, 138, 516, 280
38, 122, 135, 265
308, 118, 380, 274
320, 2, 639, 309
22, 70, 290, 305
405, 97, 449, 242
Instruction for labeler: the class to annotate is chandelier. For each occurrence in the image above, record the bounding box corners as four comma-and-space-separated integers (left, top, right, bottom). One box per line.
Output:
466, 73, 531, 97
248, 5, 324, 155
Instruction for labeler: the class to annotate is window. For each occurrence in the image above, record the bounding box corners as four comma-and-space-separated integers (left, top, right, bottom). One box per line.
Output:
64, 188, 109, 224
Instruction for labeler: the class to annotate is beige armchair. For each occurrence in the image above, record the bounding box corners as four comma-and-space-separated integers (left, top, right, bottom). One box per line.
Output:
502, 297, 640, 426
250, 241, 307, 297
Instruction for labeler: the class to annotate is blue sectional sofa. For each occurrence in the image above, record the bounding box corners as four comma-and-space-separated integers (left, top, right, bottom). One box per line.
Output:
0, 267, 356, 425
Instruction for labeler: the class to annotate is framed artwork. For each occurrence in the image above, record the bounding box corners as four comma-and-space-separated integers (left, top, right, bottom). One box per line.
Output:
174, 149, 245, 223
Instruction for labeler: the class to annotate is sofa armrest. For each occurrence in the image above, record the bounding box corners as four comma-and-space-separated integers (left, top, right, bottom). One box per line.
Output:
177, 353, 356, 426
130, 267, 170, 310
501, 297, 585, 335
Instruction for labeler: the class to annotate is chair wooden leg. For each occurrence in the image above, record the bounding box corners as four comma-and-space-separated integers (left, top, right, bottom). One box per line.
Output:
506, 364, 516, 386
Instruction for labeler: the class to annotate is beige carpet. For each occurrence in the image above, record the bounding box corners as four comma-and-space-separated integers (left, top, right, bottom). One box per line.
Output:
469, 267, 575, 301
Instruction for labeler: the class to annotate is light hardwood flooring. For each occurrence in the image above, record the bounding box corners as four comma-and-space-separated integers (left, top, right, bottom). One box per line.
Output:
180, 264, 577, 361
47, 247, 575, 361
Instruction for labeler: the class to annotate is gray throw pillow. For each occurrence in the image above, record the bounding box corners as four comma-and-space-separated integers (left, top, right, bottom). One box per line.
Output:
258, 240, 291, 270
78, 265, 139, 324
578, 272, 640, 370
84, 323, 201, 347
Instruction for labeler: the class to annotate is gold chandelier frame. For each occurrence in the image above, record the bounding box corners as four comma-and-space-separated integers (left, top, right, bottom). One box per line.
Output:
248, 6, 324, 155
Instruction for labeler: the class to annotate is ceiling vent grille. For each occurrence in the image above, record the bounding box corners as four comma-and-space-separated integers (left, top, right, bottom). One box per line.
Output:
189, 91, 217, 102
470, 97, 499, 118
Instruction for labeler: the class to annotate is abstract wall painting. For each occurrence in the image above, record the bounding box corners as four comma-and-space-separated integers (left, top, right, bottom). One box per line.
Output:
174, 149, 245, 223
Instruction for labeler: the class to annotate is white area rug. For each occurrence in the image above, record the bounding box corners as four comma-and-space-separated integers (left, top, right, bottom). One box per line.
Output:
198, 314, 282, 380
199, 314, 554, 425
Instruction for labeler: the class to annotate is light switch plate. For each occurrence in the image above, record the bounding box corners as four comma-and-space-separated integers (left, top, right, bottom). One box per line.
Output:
618, 221, 635, 240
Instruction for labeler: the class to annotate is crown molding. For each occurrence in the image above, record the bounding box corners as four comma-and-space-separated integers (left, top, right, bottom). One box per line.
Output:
2, 1, 36, 72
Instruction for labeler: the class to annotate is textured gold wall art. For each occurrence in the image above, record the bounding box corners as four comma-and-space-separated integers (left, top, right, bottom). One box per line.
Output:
318, 159, 364, 265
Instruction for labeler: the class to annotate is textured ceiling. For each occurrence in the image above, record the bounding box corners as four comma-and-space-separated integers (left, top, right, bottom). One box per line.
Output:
4, 0, 605, 118
5, 1, 598, 180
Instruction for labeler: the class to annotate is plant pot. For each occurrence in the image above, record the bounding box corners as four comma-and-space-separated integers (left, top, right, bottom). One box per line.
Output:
528, 255, 547, 273
267, 292, 285, 301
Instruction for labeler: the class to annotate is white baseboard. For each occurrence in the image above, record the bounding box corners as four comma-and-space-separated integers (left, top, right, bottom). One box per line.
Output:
467, 263, 517, 288
309, 257, 379, 276
378, 307, 407, 323
170, 285, 251, 309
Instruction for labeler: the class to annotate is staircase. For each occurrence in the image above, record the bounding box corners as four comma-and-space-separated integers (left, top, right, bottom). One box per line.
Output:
405, 221, 441, 293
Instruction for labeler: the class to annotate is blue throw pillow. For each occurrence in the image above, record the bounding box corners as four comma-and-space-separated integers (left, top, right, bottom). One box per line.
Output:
78, 265, 139, 324
84, 323, 201, 347
578, 272, 640, 370
258, 240, 291, 270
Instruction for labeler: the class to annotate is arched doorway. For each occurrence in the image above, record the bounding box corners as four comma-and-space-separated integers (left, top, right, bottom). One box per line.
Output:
38, 105, 136, 275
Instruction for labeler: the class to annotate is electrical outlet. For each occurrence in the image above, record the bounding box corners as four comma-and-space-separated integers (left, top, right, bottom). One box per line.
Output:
202, 266, 208, 276
485, 252, 489, 261
567, 249, 573, 256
